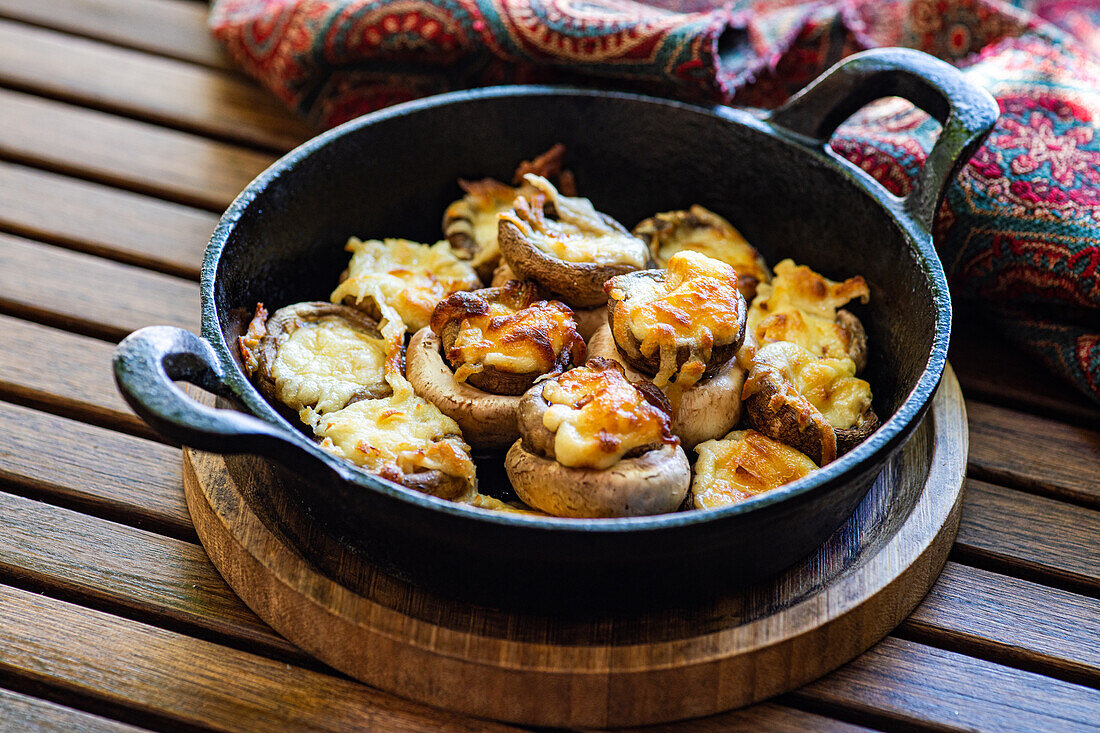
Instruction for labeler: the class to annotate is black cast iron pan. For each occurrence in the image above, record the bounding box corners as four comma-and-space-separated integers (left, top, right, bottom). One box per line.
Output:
113, 49, 997, 609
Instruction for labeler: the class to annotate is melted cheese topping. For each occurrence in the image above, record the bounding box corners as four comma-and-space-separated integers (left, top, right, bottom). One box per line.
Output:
449, 299, 579, 380
692, 429, 817, 509
271, 316, 387, 414
311, 395, 475, 493
748, 259, 869, 360
308, 282, 477, 496
744, 342, 872, 429
499, 175, 647, 267
540, 362, 673, 470
330, 238, 480, 332
609, 251, 743, 389
648, 206, 770, 290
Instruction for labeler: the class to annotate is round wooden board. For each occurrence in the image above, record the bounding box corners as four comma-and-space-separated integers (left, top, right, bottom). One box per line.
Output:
183, 365, 967, 728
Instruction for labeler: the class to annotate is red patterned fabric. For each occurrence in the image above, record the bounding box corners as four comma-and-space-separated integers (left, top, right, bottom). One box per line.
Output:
211, 0, 1100, 403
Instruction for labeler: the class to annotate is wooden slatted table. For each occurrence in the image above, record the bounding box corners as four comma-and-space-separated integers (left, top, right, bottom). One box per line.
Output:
0, 2, 1097, 730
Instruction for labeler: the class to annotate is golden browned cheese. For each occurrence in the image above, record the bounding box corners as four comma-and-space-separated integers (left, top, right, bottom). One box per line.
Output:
330, 238, 480, 332
692, 429, 817, 509
308, 285, 477, 496
445, 298, 583, 382
743, 341, 872, 430
608, 251, 743, 389
499, 175, 648, 267
541, 360, 675, 470
645, 205, 770, 298
747, 259, 869, 360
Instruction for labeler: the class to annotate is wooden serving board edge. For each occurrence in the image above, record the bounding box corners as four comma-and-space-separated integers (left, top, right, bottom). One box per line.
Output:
183, 366, 967, 727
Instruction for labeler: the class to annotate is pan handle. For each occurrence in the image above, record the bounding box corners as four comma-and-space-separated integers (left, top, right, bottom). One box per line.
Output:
114, 326, 308, 455
766, 47, 998, 231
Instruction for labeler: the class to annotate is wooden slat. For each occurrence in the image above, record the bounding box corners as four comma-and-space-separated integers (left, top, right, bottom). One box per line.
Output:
790, 636, 1100, 732
0, 688, 145, 733
633, 704, 872, 732
0, 0, 232, 70
0, 583, 517, 732
902, 561, 1100, 685
0, 88, 274, 211
0, 232, 199, 340
958, 480, 1100, 592
0, 490, 303, 664
0, 316, 152, 437
0, 402, 190, 537
0, 19, 311, 151
0, 162, 214, 279
968, 401, 1100, 508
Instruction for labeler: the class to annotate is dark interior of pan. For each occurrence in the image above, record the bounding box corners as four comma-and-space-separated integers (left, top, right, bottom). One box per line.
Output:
205, 89, 943, 610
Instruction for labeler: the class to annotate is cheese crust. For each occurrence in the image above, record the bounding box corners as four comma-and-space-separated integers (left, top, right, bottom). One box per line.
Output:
330, 237, 480, 332
692, 429, 817, 509
539, 359, 675, 470
430, 280, 585, 385
747, 259, 869, 361
607, 251, 746, 391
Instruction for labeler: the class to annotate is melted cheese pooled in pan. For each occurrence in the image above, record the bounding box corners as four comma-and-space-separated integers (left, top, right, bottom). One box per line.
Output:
692, 429, 817, 509
610, 251, 743, 388
449, 299, 580, 381
331, 238, 480, 332
500, 175, 647, 267
646, 206, 770, 293
540, 361, 673, 470
748, 259, 869, 360
271, 316, 387, 414
744, 342, 872, 429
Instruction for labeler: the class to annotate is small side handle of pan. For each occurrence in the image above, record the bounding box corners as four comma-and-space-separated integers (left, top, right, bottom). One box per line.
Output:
114, 326, 300, 454
766, 47, 999, 231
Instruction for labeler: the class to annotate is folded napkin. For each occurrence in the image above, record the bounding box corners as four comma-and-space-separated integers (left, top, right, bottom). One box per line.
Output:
211, 0, 1100, 404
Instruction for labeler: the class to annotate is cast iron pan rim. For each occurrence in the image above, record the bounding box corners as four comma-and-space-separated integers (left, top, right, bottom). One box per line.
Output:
199, 84, 951, 533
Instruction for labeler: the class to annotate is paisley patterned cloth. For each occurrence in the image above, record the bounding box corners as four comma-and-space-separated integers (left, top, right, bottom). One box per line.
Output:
211, 0, 1100, 403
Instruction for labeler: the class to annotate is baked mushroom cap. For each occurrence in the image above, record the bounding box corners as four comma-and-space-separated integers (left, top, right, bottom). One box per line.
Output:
691, 429, 818, 510
587, 323, 747, 451
604, 254, 747, 386
498, 175, 649, 308
507, 357, 688, 517
442, 144, 575, 281
238, 301, 392, 413
505, 440, 690, 518
405, 327, 522, 451
742, 342, 877, 465
633, 205, 771, 301
429, 279, 585, 396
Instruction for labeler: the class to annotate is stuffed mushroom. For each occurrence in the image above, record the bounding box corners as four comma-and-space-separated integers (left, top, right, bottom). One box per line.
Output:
633, 205, 771, 301
505, 358, 690, 518
747, 259, 870, 373
443, 144, 576, 281
497, 175, 649, 336
330, 237, 481, 333
405, 280, 586, 450
742, 341, 877, 466
691, 429, 818, 510
238, 301, 391, 415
